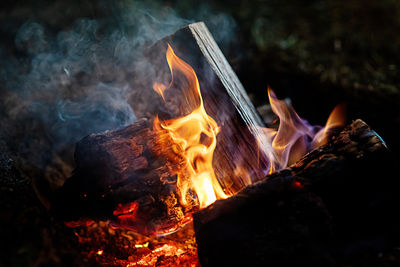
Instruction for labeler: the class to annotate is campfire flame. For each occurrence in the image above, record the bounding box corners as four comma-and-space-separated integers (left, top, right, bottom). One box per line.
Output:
154, 44, 229, 208
259, 89, 346, 173
64, 44, 346, 266
154, 45, 345, 209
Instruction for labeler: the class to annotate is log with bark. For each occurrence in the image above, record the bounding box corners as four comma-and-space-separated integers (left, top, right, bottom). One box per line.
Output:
50, 118, 193, 236
193, 119, 393, 267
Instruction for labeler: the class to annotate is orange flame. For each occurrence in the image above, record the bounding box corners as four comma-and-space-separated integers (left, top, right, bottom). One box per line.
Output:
153, 82, 167, 101
154, 44, 228, 208
153, 45, 345, 210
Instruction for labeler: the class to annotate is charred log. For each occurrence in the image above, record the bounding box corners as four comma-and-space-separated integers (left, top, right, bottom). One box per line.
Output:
50, 118, 192, 236
194, 119, 392, 267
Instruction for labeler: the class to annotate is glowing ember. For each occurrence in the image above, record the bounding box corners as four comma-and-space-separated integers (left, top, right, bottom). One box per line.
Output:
64, 219, 94, 228
113, 202, 139, 217
135, 242, 149, 248
128, 244, 185, 266
154, 44, 229, 209
293, 180, 303, 189
72, 221, 198, 267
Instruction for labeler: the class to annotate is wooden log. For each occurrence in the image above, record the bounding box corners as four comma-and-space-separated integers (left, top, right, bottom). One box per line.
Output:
50, 118, 193, 236
193, 119, 390, 267
145, 22, 269, 193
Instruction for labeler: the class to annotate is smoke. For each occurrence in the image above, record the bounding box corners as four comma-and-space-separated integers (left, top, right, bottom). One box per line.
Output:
0, 1, 237, 197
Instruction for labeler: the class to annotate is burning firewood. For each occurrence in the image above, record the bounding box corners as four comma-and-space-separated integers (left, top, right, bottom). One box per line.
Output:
48, 21, 394, 267
51, 22, 272, 235
145, 22, 271, 194
193, 119, 389, 267
51, 22, 347, 238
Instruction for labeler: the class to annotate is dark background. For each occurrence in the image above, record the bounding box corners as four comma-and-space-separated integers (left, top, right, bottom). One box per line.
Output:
2, 0, 398, 151
0, 0, 399, 266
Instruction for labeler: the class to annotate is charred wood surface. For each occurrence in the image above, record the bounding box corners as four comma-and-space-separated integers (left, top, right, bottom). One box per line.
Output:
194, 119, 396, 267
50, 118, 190, 236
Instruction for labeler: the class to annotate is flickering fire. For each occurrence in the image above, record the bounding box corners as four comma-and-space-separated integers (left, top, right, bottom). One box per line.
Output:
154, 44, 345, 209
154, 44, 229, 209
258, 89, 346, 173
64, 44, 345, 267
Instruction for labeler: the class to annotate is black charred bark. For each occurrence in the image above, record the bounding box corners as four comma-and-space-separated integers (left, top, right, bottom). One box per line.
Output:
50, 118, 188, 236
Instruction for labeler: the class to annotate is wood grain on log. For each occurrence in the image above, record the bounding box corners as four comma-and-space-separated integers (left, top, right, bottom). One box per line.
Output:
146, 22, 269, 194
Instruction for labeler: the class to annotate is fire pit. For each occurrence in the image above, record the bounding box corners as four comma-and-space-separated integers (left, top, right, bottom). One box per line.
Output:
1, 4, 399, 266
46, 23, 387, 266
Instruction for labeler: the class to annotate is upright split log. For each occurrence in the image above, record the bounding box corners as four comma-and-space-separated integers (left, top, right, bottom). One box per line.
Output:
146, 22, 269, 193
194, 119, 390, 267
